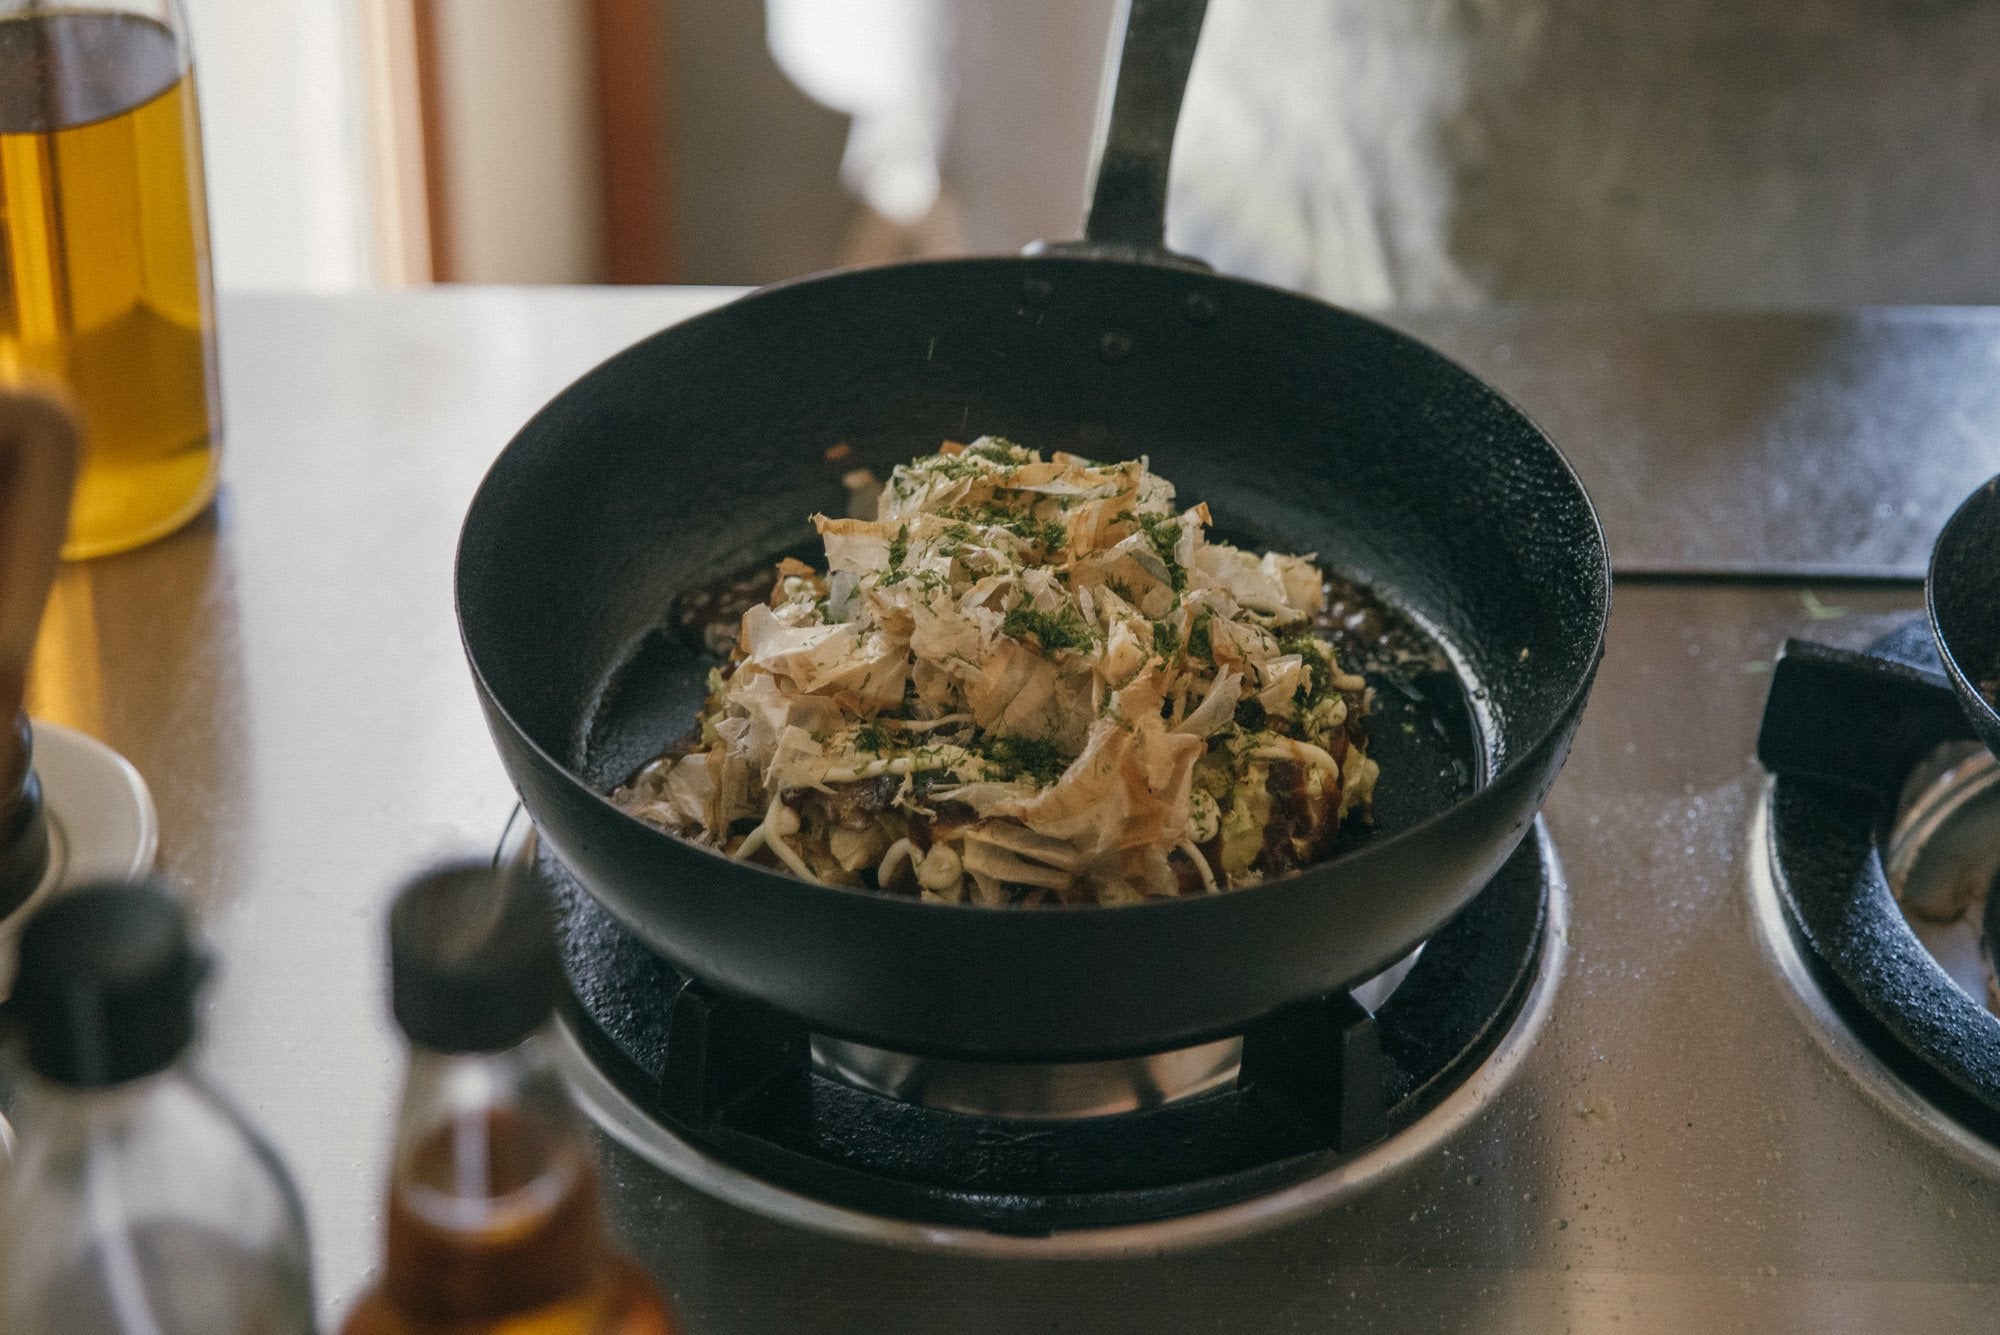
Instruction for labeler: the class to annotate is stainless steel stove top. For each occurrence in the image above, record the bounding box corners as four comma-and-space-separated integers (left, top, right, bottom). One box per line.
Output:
45, 292, 2000, 1332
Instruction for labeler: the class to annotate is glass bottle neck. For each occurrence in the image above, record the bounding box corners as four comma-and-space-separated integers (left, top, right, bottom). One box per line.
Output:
393, 1031, 587, 1160
383, 1030, 608, 1321
17, 1061, 191, 1146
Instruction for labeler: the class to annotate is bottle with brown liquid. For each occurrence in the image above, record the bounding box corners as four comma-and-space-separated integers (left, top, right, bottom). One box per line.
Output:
341, 864, 682, 1335
0, 1, 220, 558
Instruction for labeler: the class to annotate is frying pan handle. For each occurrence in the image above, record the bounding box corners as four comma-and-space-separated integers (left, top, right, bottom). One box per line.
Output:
1756, 639, 1975, 799
1042, 0, 1211, 268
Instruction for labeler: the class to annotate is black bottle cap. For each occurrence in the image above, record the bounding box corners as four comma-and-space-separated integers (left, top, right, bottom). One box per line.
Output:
389, 862, 562, 1053
12, 879, 208, 1087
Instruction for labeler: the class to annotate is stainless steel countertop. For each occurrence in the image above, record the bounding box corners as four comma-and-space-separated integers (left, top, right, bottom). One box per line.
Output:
1398, 306, 2000, 578
27, 289, 2000, 1331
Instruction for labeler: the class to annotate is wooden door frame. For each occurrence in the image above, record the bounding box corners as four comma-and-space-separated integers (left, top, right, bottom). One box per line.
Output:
358, 0, 676, 284
589, 0, 676, 283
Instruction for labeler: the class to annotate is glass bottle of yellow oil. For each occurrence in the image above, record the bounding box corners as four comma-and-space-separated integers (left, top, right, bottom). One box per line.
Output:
0, 2, 220, 559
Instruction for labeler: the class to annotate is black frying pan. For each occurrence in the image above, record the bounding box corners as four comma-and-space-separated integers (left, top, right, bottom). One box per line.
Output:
456, 0, 1610, 1060
1759, 473, 2000, 793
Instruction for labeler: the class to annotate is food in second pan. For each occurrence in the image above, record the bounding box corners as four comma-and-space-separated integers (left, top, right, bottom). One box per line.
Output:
614, 440, 1379, 906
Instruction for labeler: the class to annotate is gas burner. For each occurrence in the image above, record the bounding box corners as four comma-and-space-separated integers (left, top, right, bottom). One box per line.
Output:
806, 1031, 1248, 1121
1755, 618, 2000, 1171
799, 944, 1423, 1125
500, 812, 1565, 1253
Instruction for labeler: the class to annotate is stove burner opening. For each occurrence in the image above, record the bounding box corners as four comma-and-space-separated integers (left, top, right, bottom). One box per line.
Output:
804, 946, 1421, 1121
808, 1034, 1244, 1121
1888, 745, 2000, 1009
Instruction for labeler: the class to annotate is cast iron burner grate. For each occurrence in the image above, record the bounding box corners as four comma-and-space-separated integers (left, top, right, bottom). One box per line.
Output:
1761, 618, 2000, 1149
540, 830, 1551, 1236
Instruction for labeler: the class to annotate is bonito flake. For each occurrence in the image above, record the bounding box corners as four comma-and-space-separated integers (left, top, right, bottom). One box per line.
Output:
615, 440, 1379, 906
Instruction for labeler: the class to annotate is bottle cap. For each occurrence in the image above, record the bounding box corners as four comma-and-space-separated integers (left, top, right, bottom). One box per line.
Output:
389, 861, 562, 1053
12, 879, 207, 1087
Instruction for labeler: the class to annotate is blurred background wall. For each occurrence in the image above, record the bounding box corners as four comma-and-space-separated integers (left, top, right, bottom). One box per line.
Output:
183, 0, 1116, 292
183, 0, 377, 289
671, 0, 849, 283
184, 0, 2000, 307
425, 0, 608, 283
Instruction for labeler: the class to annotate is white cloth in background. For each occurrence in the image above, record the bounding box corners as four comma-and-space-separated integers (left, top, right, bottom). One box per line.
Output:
1169, 0, 2000, 306
766, 0, 954, 225
767, 0, 1119, 256
184, 0, 376, 289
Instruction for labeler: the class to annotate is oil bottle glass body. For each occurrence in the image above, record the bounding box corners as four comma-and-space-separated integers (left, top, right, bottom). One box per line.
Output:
0, 1062, 316, 1334
0, 0, 221, 557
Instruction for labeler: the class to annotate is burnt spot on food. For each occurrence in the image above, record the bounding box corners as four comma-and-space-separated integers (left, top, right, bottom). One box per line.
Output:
1312, 574, 1449, 679
1259, 758, 1340, 876
823, 774, 902, 829
1342, 701, 1367, 751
